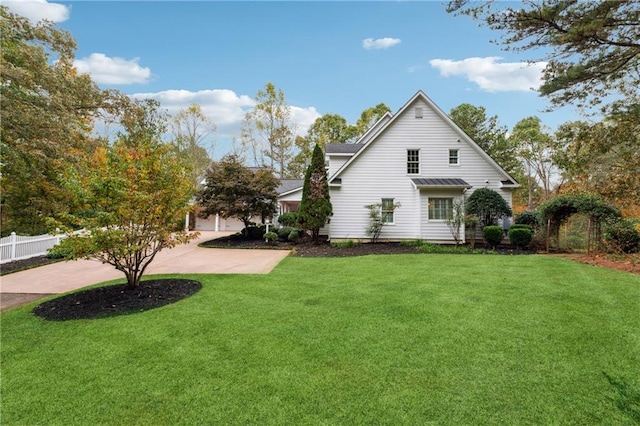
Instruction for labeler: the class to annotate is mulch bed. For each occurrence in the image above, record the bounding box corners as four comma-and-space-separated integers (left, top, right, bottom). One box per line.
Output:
32, 279, 202, 321
1, 255, 63, 276
200, 234, 421, 257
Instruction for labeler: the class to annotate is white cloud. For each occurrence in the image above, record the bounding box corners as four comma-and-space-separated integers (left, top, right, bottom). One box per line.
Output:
362, 37, 401, 50
429, 56, 547, 92
2, 0, 70, 23
74, 53, 152, 85
131, 89, 254, 130
291, 106, 321, 136
407, 65, 424, 73
131, 89, 320, 137
127, 89, 321, 158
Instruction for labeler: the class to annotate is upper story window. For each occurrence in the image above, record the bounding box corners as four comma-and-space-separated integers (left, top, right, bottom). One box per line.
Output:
407, 149, 420, 174
449, 149, 459, 165
415, 107, 423, 119
381, 198, 396, 224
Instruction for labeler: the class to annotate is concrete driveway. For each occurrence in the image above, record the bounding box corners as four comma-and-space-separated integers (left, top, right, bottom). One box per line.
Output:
0, 232, 291, 311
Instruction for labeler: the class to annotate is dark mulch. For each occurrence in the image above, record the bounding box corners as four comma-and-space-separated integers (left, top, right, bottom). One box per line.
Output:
33, 279, 202, 321
200, 233, 422, 257
200, 233, 533, 257
1, 255, 63, 276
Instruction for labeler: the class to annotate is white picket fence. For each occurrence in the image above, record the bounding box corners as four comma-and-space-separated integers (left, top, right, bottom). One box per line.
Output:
0, 232, 67, 264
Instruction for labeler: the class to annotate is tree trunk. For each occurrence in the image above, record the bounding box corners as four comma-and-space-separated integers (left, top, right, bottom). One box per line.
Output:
586, 217, 592, 255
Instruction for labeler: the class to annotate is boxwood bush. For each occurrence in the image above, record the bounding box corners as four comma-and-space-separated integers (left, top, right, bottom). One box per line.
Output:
277, 226, 296, 242
264, 231, 278, 244
288, 229, 300, 243
483, 226, 503, 249
514, 211, 539, 228
278, 212, 298, 227
508, 227, 533, 249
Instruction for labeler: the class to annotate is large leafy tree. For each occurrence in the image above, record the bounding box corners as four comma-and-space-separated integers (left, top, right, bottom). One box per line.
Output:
241, 82, 295, 178
555, 107, 640, 216
197, 154, 279, 235
353, 103, 391, 139
446, 1, 640, 114
51, 99, 196, 289
449, 103, 521, 175
170, 103, 216, 188
298, 144, 332, 242
287, 113, 355, 178
0, 6, 108, 235
509, 116, 559, 209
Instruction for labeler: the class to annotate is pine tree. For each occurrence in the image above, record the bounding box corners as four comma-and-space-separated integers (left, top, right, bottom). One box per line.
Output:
298, 144, 332, 242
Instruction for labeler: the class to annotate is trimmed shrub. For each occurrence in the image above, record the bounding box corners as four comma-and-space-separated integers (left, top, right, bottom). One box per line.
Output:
288, 229, 300, 243
515, 211, 540, 228
508, 227, 533, 249
604, 219, 640, 253
483, 225, 503, 248
277, 226, 295, 242
264, 232, 278, 244
277, 212, 298, 227
510, 224, 533, 233
244, 225, 266, 240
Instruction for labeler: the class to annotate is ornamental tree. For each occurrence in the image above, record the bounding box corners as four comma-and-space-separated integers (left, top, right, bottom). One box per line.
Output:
51, 100, 197, 288
465, 188, 512, 227
297, 144, 332, 242
197, 154, 279, 236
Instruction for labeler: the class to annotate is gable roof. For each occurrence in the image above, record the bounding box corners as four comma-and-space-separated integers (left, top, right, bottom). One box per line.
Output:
330, 90, 520, 186
326, 143, 363, 154
277, 179, 304, 196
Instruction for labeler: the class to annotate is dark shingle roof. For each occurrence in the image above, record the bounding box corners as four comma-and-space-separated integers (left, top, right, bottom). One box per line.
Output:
326, 143, 364, 154
277, 179, 303, 194
411, 178, 472, 188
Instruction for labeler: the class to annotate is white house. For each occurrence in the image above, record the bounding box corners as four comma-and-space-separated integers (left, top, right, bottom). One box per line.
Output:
277, 90, 519, 243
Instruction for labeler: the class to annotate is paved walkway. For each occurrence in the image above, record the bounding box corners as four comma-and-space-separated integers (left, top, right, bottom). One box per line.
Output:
0, 232, 291, 311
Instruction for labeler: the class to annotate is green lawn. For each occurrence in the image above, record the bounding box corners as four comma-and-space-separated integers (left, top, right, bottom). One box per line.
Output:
2, 255, 639, 425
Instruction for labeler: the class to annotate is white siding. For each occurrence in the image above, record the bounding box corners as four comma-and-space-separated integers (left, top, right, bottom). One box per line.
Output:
328, 155, 350, 177
329, 96, 514, 242
278, 188, 303, 202
419, 191, 465, 242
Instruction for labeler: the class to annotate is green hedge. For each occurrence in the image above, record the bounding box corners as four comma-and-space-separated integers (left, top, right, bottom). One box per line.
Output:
483, 226, 503, 248
508, 227, 533, 249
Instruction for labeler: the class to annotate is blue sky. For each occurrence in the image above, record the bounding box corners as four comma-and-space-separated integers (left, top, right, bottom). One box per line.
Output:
6, 0, 580, 158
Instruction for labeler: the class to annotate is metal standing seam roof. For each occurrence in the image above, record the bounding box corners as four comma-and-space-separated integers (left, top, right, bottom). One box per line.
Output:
411, 178, 472, 188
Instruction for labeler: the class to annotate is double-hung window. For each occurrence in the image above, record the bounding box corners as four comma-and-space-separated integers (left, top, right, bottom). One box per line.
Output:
407, 149, 420, 174
429, 198, 453, 221
381, 198, 395, 224
449, 149, 459, 165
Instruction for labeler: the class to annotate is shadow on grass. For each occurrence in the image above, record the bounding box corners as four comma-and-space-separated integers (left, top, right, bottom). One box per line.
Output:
604, 372, 640, 423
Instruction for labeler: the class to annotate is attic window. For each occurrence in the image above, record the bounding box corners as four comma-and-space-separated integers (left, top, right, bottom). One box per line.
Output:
415, 107, 423, 118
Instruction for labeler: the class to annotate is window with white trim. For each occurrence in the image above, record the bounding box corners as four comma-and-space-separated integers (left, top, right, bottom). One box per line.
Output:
407, 149, 419, 174
381, 198, 395, 224
449, 149, 459, 165
428, 198, 453, 221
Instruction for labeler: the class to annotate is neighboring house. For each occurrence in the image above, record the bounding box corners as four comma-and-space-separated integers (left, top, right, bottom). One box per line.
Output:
276, 90, 519, 243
